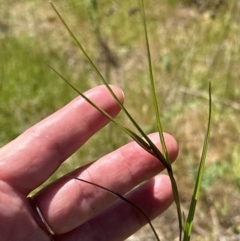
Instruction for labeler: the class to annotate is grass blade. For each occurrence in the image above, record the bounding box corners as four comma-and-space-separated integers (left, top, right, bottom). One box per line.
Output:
139, 0, 183, 239
139, 0, 169, 162
183, 82, 212, 241
66, 174, 160, 241
49, 1, 169, 169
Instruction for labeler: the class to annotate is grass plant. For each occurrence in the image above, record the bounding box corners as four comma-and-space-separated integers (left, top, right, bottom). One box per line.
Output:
49, 1, 212, 240
1, 0, 240, 240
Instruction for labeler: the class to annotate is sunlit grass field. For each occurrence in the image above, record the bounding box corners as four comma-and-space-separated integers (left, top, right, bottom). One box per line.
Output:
1, 0, 240, 240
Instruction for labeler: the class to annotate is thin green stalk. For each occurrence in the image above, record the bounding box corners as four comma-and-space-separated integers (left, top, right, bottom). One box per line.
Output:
183, 82, 212, 241
139, 0, 169, 163
139, 0, 182, 239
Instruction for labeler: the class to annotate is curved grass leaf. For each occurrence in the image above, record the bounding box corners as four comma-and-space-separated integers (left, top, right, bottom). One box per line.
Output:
66, 174, 160, 241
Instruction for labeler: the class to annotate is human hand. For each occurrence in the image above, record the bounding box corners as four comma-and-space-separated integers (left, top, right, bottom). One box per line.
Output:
0, 85, 178, 241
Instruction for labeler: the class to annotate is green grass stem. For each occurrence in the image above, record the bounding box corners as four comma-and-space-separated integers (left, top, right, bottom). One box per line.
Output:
139, 0, 183, 239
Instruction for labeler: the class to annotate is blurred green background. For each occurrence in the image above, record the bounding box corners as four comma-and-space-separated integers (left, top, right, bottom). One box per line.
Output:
1, 0, 240, 240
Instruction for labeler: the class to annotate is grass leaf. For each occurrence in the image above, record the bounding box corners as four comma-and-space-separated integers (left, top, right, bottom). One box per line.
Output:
183, 82, 212, 241
66, 174, 161, 241
139, 0, 183, 239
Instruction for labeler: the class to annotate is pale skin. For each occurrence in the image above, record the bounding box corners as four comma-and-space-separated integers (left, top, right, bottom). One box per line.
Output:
0, 85, 179, 241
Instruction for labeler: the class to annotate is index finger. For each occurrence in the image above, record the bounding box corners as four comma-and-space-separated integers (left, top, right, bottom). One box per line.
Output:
0, 85, 124, 194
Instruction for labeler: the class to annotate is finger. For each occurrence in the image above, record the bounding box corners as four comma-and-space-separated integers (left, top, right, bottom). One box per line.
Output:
0, 85, 124, 194
58, 175, 173, 241
33, 133, 178, 234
